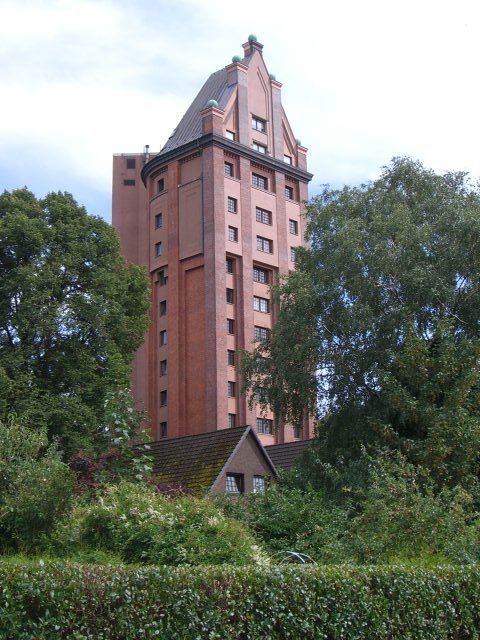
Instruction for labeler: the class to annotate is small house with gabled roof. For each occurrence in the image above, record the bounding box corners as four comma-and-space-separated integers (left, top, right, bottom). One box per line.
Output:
149, 425, 277, 495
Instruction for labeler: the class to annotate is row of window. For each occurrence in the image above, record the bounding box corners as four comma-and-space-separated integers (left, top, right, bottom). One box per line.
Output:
226, 473, 266, 494
227, 261, 270, 284
225, 163, 296, 196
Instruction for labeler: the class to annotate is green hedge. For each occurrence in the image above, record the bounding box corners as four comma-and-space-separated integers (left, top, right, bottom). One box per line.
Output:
0, 561, 479, 639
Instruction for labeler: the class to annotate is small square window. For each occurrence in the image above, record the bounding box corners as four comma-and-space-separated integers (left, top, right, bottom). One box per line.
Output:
160, 390, 167, 406
253, 475, 266, 492
123, 179, 135, 186
285, 185, 294, 200
160, 360, 167, 376
289, 219, 298, 235
283, 155, 292, 165
253, 267, 269, 284
160, 422, 168, 438
228, 226, 238, 242
254, 296, 270, 313
226, 473, 244, 493
252, 117, 266, 132
256, 207, 272, 225
227, 197, 237, 213
227, 381, 235, 397
155, 213, 163, 229
159, 300, 167, 316
252, 142, 267, 154
252, 173, 268, 190
226, 130, 235, 141
227, 350, 235, 366
158, 269, 167, 286
227, 318, 235, 334
256, 418, 273, 435
254, 325, 270, 341
226, 288, 234, 304
224, 162, 234, 177
160, 330, 167, 345
257, 236, 273, 254
126, 158, 136, 169
158, 178, 165, 192
226, 257, 234, 273
228, 413, 236, 428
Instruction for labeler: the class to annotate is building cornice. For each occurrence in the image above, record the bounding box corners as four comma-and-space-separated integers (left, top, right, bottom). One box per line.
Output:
141, 134, 313, 185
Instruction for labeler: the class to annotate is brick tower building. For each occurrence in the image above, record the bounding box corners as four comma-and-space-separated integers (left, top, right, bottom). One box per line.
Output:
112, 37, 313, 444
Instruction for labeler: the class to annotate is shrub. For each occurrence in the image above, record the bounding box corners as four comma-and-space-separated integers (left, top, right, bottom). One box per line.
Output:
52, 481, 266, 566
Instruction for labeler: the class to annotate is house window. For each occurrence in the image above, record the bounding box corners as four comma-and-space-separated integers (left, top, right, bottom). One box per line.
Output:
158, 178, 165, 192
226, 473, 244, 493
160, 360, 167, 376
252, 116, 266, 132
254, 325, 270, 341
160, 300, 167, 316
252, 173, 268, 190
283, 155, 292, 165
228, 413, 236, 428
253, 266, 269, 284
253, 475, 266, 492
256, 418, 273, 435
252, 142, 267, 154
256, 207, 272, 225
227, 318, 235, 334
224, 162, 234, 177
227, 197, 237, 213
227, 381, 235, 397
290, 247, 297, 262
227, 350, 235, 366
160, 422, 168, 438
255, 388, 270, 404
123, 179, 135, 186
285, 185, 294, 200
226, 257, 234, 273
226, 130, 235, 141
254, 296, 269, 313
160, 330, 167, 345
228, 226, 238, 242
289, 219, 298, 235
226, 288, 234, 304
257, 236, 273, 253
294, 425, 302, 439
160, 390, 167, 406
155, 242, 162, 257
126, 158, 136, 169
155, 213, 163, 229
158, 269, 167, 286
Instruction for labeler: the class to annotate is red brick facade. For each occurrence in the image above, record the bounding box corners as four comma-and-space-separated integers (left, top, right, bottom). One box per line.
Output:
112, 38, 313, 444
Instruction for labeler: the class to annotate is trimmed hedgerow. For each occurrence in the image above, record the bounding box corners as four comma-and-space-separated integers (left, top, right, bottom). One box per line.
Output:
0, 561, 479, 639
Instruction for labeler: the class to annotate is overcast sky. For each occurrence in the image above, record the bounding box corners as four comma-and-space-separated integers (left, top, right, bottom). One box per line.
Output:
1, 0, 479, 222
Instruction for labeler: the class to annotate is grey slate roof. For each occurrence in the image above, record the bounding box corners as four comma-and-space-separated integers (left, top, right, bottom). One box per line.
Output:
265, 440, 313, 471
149, 425, 276, 494
160, 68, 235, 155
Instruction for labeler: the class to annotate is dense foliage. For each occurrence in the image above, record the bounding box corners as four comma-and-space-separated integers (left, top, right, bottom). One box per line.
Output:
0, 188, 150, 456
1, 561, 479, 639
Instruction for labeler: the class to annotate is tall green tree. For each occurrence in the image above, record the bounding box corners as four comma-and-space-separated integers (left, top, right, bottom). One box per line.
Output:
242, 158, 480, 487
0, 188, 150, 456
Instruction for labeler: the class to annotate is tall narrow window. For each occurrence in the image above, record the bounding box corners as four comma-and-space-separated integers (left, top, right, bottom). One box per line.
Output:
293, 425, 302, 439
227, 318, 235, 334
226, 257, 234, 273
158, 178, 165, 192
160, 390, 167, 406
289, 219, 298, 235
227, 350, 235, 366
224, 162, 234, 177
228, 226, 238, 242
227, 381, 236, 397
158, 270, 167, 286
254, 296, 270, 313
160, 422, 168, 438
285, 185, 294, 200
160, 330, 167, 345
226, 473, 244, 493
160, 360, 167, 376
290, 247, 297, 262
155, 242, 162, 257
228, 413, 236, 428
159, 300, 167, 316
155, 213, 163, 229
226, 288, 234, 304
227, 197, 237, 213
